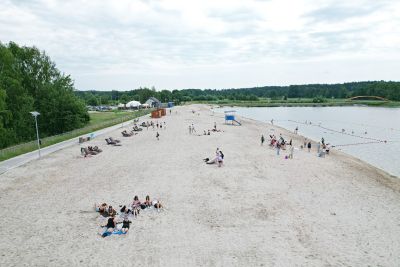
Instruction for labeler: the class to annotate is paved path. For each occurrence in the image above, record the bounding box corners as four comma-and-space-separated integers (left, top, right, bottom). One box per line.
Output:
0, 118, 140, 175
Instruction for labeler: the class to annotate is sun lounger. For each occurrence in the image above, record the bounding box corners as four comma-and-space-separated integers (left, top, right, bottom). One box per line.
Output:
132, 126, 142, 131
109, 137, 120, 143
88, 146, 102, 153
105, 138, 122, 146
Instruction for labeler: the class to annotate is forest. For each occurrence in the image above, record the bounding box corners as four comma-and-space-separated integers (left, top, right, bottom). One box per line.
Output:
76, 81, 400, 105
0, 42, 89, 149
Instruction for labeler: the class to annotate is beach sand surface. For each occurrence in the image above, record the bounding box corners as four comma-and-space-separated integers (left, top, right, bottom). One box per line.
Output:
0, 104, 399, 266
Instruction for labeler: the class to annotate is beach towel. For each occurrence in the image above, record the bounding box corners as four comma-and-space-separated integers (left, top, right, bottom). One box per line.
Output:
101, 229, 126, 237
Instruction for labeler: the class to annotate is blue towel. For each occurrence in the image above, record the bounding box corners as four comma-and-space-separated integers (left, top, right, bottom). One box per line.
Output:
101, 229, 126, 237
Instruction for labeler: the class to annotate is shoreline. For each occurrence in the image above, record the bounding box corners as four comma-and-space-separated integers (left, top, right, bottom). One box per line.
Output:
1, 104, 399, 266
213, 105, 400, 179
231, 111, 400, 189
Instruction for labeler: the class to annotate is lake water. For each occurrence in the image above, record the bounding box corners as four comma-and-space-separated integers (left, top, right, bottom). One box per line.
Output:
216, 106, 400, 177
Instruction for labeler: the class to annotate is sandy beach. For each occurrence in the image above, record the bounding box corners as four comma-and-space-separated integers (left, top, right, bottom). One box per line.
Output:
0, 104, 399, 266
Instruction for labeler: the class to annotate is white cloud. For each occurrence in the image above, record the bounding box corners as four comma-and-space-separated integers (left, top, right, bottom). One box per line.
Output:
0, 0, 399, 90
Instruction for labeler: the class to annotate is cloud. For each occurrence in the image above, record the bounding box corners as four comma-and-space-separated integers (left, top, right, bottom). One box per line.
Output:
0, 0, 399, 90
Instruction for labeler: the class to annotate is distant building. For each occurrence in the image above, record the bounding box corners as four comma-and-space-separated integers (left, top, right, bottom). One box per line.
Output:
125, 100, 142, 109
145, 97, 161, 108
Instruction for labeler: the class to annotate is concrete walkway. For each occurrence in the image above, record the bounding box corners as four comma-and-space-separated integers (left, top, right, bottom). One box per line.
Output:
0, 118, 141, 175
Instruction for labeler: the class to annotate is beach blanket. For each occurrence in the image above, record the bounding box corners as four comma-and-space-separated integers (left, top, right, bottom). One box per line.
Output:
101, 230, 126, 237
100, 225, 126, 237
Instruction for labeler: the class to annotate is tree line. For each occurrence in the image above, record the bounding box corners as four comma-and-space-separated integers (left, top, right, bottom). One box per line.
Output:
0, 42, 89, 149
77, 81, 400, 105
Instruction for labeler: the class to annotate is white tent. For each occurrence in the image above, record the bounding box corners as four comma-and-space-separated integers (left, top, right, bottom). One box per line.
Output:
125, 100, 142, 108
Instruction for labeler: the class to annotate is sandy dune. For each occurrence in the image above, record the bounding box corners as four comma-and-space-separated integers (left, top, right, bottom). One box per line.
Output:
0, 104, 399, 266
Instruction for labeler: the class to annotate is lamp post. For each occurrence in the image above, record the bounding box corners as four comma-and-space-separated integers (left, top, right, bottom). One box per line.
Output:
30, 111, 41, 158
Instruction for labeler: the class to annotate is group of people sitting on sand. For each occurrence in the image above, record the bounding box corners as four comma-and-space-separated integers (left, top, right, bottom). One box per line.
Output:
269, 134, 291, 149
81, 146, 102, 157
95, 195, 163, 238
204, 148, 224, 167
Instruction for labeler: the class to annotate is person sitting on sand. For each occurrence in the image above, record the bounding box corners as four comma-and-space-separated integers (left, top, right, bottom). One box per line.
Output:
152, 199, 163, 211
143, 195, 152, 208
217, 151, 224, 167
121, 217, 132, 233
101, 215, 117, 234
110, 206, 118, 216
120, 205, 132, 214
131, 196, 141, 217
205, 150, 224, 167
95, 203, 108, 213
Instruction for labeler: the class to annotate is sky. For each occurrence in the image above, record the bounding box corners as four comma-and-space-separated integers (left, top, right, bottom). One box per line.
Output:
0, 0, 399, 91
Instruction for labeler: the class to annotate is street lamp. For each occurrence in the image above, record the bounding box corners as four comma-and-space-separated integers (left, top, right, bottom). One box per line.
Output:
30, 111, 41, 158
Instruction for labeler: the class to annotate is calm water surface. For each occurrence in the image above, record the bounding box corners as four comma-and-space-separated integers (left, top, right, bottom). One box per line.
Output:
216, 106, 400, 177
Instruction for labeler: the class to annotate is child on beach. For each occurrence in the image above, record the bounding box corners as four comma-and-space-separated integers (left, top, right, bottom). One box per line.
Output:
121, 218, 132, 233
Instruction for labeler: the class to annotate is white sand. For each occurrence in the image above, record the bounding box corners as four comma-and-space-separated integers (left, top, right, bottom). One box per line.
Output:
0, 104, 399, 266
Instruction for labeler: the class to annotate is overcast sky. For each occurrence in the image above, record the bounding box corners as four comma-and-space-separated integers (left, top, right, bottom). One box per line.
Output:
1, 0, 399, 90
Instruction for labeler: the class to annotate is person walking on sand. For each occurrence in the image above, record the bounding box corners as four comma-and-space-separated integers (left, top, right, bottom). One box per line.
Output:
289, 145, 294, 159
191, 123, 196, 133
271, 119, 274, 125
156, 132, 160, 140
189, 125, 192, 134
294, 126, 298, 134
276, 142, 281, 155
261, 134, 265, 146
214, 122, 217, 131
307, 141, 311, 152
156, 122, 159, 129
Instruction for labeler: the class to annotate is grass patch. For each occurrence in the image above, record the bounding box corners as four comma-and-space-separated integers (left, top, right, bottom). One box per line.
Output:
0, 109, 152, 162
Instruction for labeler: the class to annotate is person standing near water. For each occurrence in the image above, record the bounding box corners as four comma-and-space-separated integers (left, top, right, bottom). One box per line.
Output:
261, 135, 265, 146
307, 141, 311, 152
271, 119, 274, 125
